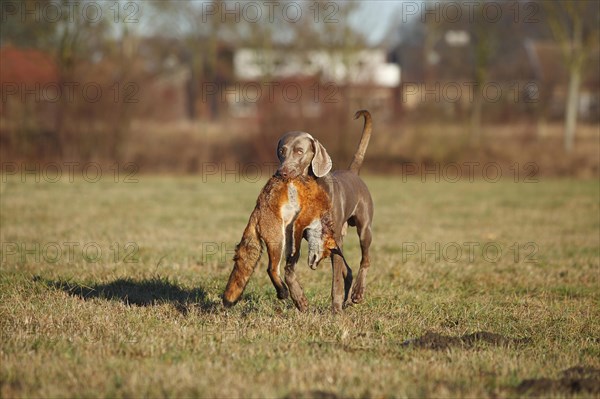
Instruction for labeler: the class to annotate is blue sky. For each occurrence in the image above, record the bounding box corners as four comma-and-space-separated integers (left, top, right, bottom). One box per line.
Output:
132, 1, 407, 46
350, 1, 405, 46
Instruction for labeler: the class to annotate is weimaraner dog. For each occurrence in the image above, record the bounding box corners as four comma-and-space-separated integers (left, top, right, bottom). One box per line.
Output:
276, 110, 373, 312
222, 174, 345, 312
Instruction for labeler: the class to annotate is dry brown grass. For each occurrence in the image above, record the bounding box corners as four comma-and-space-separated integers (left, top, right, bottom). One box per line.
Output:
4, 118, 597, 178
1, 175, 599, 397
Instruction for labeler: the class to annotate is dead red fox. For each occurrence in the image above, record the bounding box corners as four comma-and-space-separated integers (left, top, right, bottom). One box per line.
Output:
222, 175, 345, 311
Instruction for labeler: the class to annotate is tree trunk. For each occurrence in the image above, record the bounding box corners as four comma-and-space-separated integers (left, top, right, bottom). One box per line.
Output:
563, 6, 583, 154
470, 90, 483, 143
186, 57, 198, 121
564, 65, 581, 153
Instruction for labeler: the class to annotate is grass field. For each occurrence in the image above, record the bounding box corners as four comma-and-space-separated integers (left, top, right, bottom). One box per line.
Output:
1, 173, 599, 398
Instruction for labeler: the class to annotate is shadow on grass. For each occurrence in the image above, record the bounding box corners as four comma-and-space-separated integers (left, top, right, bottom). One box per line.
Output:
401, 331, 531, 350
34, 275, 219, 315
516, 366, 600, 395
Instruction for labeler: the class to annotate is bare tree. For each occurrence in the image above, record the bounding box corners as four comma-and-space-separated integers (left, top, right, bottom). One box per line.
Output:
148, 1, 226, 120
543, 0, 599, 153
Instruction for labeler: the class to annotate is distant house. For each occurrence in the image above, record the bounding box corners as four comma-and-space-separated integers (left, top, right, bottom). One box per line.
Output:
388, 29, 599, 121
225, 47, 400, 120
234, 48, 400, 86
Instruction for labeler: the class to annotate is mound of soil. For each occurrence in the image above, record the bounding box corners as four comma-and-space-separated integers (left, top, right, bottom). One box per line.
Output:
284, 391, 340, 399
401, 331, 531, 350
516, 367, 600, 395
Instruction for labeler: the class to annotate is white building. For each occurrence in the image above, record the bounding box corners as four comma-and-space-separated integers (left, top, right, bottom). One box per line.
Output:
234, 48, 400, 87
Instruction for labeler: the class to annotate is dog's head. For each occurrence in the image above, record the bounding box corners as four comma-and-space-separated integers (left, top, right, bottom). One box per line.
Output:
276, 131, 332, 179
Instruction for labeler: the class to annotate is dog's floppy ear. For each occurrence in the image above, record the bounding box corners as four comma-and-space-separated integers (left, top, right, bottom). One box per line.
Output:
310, 138, 332, 177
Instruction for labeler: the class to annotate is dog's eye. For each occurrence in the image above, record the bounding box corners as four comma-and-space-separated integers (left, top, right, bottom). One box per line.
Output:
278, 148, 286, 157
295, 148, 303, 155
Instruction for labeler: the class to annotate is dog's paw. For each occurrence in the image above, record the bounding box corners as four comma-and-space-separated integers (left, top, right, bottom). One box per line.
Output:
343, 299, 355, 309
351, 286, 365, 304
331, 302, 344, 314
293, 295, 309, 312
351, 293, 364, 304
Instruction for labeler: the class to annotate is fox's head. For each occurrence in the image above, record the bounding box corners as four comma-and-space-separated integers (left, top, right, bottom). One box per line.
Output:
305, 213, 343, 270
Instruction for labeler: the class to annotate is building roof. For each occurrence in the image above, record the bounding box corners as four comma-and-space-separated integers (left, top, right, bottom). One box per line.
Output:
0, 45, 58, 85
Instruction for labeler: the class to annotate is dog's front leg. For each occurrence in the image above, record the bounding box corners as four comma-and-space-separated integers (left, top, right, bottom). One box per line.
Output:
330, 251, 347, 313
330, 231, 354, 313
284, 253, 308, 312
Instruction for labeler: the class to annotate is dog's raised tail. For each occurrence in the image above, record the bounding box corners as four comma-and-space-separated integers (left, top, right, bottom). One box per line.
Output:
349, 110, 373, 174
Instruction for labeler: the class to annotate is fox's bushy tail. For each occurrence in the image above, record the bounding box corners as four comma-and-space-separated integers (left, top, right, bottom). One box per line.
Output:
222, 211, 263, 306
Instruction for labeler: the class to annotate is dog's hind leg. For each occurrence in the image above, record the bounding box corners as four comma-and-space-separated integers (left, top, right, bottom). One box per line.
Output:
351, 218, 372, 304
330, 251, 347, 313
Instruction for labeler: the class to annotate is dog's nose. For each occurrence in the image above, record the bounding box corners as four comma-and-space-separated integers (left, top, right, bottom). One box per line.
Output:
277, 169, 288, 178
